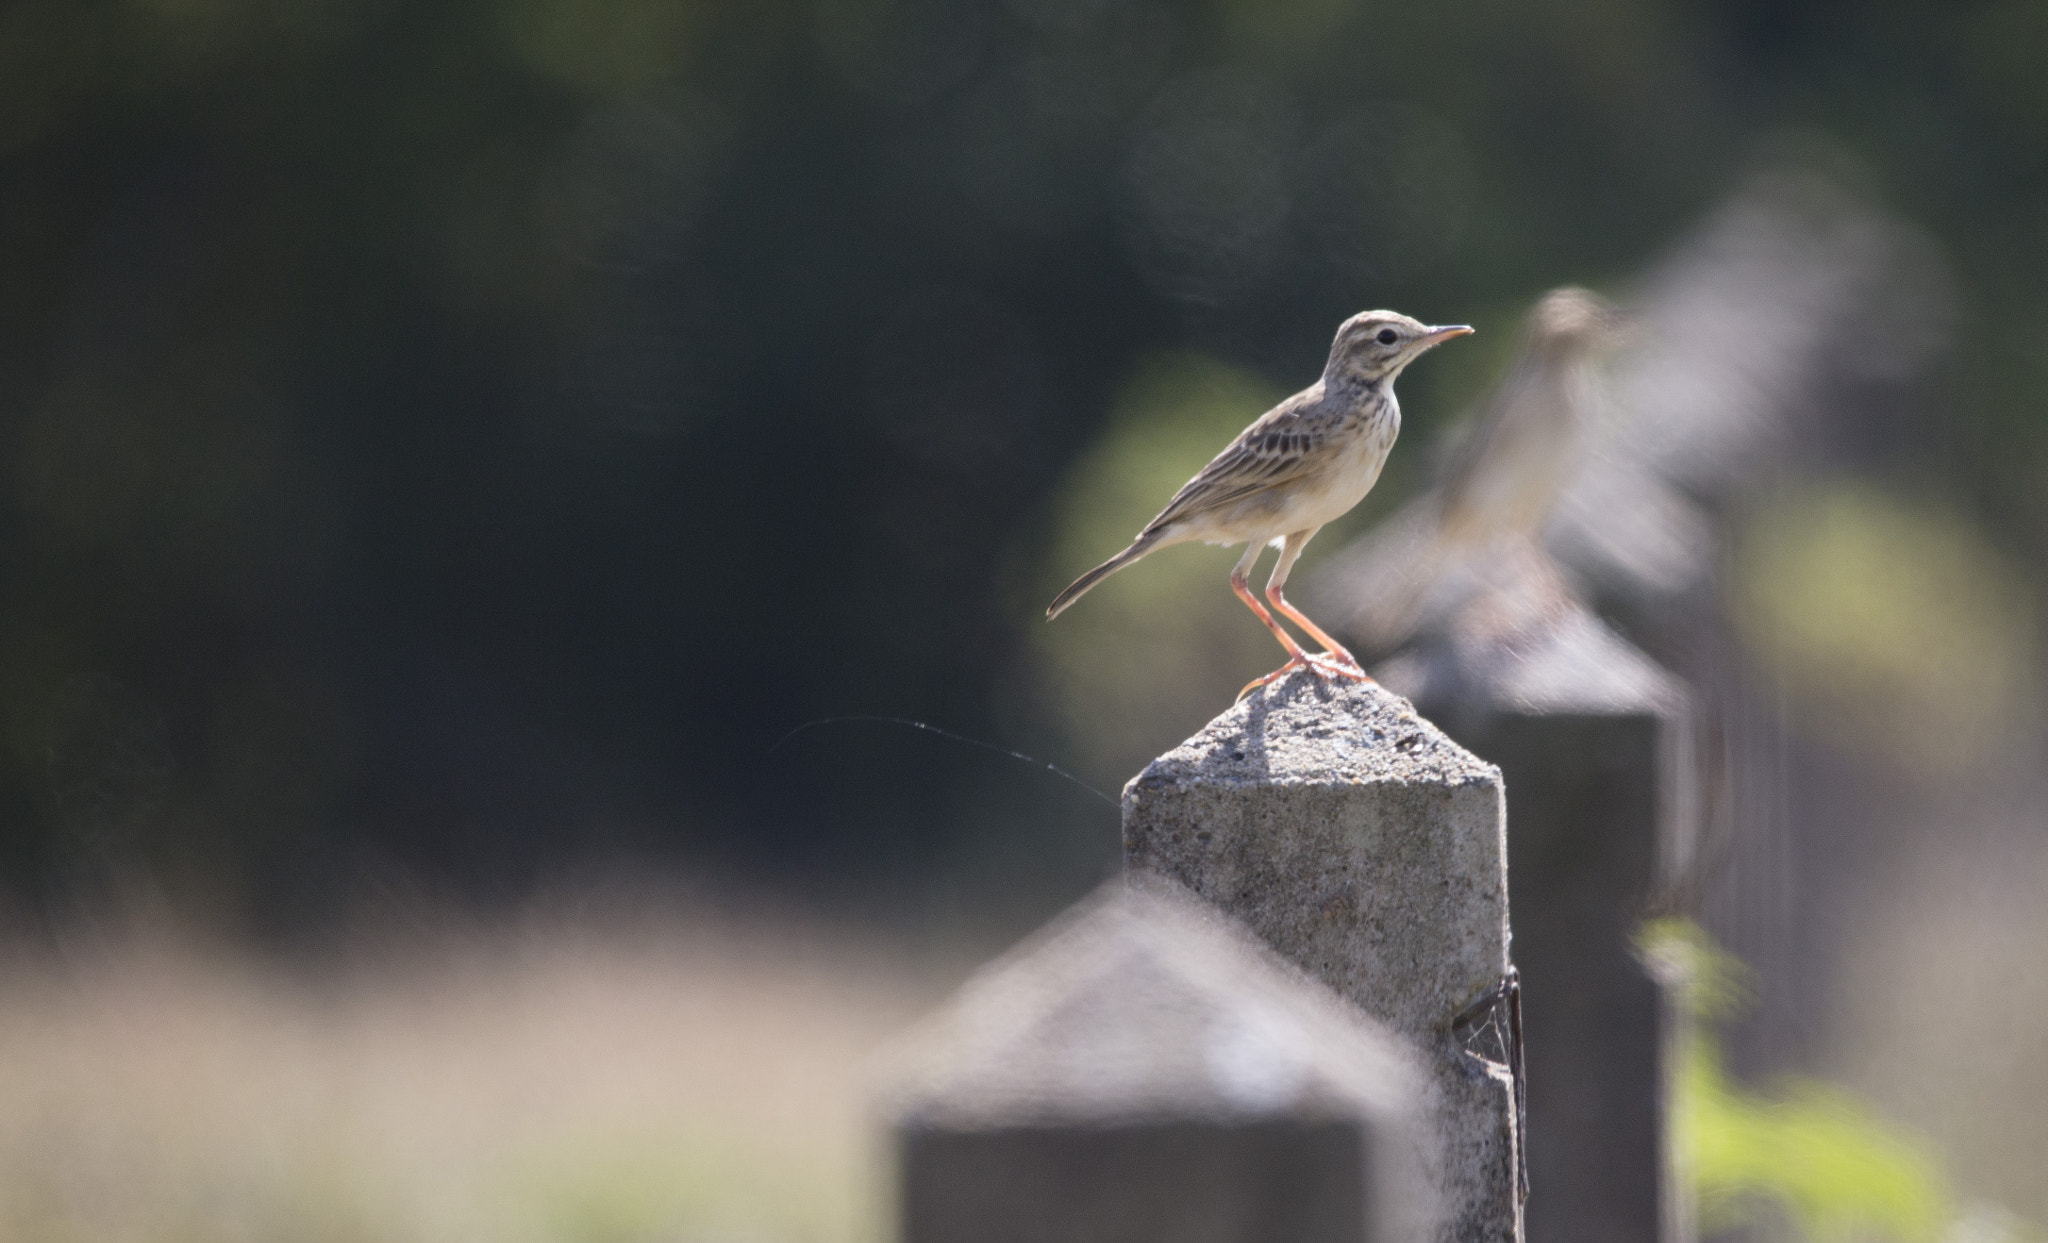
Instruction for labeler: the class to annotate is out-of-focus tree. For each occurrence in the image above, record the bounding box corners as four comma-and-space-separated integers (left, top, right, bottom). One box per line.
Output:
2, 0, 2047, 937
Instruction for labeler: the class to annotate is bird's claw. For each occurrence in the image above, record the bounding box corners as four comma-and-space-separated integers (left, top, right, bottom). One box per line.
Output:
1310, 650, 1370, 678
1236, 652, 1374, 701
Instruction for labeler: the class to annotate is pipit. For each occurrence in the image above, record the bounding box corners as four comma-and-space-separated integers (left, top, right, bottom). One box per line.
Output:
1047, 311, 1472, 697
1318, 287, 1622, 655
1435, 286, 1617, 551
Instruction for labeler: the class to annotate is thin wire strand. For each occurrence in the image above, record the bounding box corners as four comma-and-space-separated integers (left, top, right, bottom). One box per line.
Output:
768, 715, 1118, 810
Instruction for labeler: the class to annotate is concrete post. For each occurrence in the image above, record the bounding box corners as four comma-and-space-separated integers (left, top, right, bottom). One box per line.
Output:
1123, 673, 1520, 1243
881, 877, 1428, 1243
1379, 606, 1693, 1243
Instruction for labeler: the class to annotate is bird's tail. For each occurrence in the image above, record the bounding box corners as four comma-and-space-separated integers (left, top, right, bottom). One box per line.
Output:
1046, 538, 1157, 620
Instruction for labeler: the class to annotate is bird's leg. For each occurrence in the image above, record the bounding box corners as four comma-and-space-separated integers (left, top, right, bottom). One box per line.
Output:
1232, 543, 1321, 700
1232, 543, 1312, 663
1267, 528, 1371, 681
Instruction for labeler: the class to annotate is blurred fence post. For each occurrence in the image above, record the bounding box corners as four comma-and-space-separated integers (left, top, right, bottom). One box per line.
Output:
1378, 605, 1694, 1243
881, 876, 1427, 1243
1124, 675, 1521, 1243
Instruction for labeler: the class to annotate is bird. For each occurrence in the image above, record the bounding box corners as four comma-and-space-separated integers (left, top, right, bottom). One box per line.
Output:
1434, 287, 1616, 552
1316, 287, 1621, 655
1046, 311, 1473, 698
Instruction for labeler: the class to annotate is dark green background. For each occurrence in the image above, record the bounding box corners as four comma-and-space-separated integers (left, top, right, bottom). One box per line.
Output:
4, 0, 2043, 932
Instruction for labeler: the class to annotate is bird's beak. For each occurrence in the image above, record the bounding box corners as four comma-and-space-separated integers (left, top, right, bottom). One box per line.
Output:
1420, 324, 1475, 348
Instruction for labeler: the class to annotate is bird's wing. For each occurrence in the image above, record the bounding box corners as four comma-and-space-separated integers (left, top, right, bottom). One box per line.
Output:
1141, 393, 1334, 536
1434, 348, 1587, 548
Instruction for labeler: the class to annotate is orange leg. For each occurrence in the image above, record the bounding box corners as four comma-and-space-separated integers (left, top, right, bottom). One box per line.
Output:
1231, 540, 1354, 700
1232, 560, 1312, 665
1241, 529, 1372, 699
1267, 587, 1367, 676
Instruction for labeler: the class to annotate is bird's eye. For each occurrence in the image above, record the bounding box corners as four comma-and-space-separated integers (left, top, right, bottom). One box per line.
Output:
1375, 328, 1399, 345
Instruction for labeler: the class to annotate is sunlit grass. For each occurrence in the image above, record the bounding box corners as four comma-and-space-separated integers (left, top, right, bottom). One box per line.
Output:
0, 899, 936, 1243
8, 903, 2041, 1243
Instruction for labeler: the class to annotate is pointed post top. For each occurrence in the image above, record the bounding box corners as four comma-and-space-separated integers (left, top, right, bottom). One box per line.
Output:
879, 876, 1419, 1132
1127, 674, 1499, 799
1378, 604, 1687, 723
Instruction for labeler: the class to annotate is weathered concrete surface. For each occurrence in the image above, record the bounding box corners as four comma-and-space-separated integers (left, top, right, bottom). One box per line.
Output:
1382, 607, 1692, 1243
1123, 672, 1518, 1243
881, 877, 1427, 1243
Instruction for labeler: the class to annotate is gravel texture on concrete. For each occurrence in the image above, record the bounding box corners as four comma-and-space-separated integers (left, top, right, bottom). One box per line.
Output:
1125, 671, 1506, 1039
1124, 668, 1520, 1243
1133, 671, 1499, 791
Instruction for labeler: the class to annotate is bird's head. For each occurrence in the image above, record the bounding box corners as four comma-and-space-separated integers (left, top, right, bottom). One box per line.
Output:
1522, 286, 1621, 357
1326, 311, 1474, 388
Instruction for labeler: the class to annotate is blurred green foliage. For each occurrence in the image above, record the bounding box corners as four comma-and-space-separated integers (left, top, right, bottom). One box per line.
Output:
1643, 919, 2043, 1243
1732, 483, 2037, 772
3, 0, 2048, 922
1022, 351, 1285, 783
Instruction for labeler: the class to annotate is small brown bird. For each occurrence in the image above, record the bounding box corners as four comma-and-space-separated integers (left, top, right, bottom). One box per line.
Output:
1316, 287, 1622, 656
1047, 311, 1473, 697
1435, 287, 1616, 551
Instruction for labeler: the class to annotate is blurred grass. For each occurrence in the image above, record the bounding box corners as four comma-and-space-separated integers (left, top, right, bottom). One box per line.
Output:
5, 901, 2044, 1243
1643, 919, 2043, 1243
0, 898, 938, 1243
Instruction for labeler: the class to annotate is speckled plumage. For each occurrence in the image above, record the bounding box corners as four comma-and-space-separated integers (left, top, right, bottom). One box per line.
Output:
1048, 310, 1472, 695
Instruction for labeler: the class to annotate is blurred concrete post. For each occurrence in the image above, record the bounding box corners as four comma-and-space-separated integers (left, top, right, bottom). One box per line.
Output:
882, 876, 1427, 1243
1379, 605, 1693, 1243
1124, 675, 1520, 1243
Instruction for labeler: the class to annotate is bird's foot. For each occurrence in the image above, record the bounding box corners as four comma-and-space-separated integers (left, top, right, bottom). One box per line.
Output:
1308, 649, 1372, 680
1237, 653, 1374, 701
1238, 660, 1305, 701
